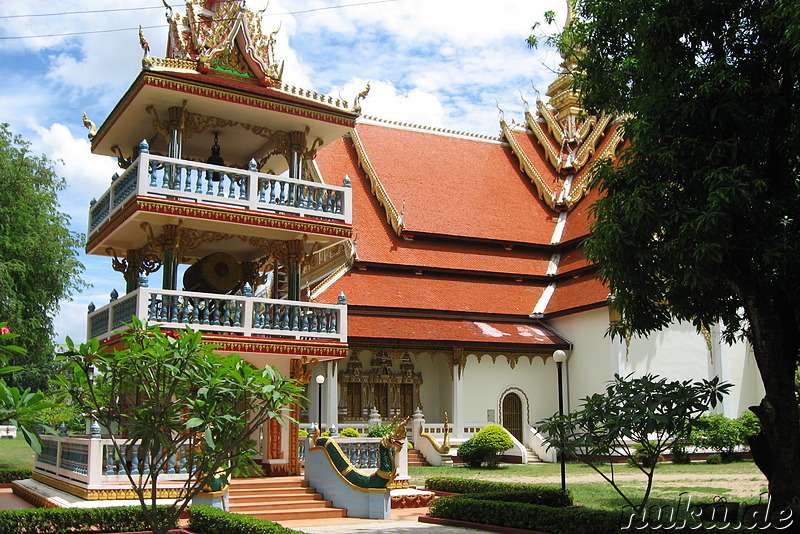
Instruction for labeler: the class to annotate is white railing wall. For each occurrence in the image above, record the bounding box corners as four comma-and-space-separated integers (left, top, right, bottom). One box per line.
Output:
34, 436, 191, 491
88, 287, 347, 342
88, 152, 352, 238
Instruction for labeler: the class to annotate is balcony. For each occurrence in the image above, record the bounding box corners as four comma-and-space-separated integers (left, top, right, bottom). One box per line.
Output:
87, 286, 347, 343
87, 151, 352, 242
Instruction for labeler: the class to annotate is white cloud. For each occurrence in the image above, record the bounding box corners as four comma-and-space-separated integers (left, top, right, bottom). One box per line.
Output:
333, 78, 446, 126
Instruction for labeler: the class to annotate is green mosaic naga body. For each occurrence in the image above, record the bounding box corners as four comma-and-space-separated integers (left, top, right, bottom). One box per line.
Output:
312, 418, 408, 489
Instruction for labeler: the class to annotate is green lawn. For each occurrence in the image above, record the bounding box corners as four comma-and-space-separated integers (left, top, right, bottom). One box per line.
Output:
0, 435, 35, 469
409, 461, 768, 511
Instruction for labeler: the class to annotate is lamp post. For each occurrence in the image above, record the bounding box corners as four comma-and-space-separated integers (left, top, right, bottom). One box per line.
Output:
553, 349, 568, 493
315, 374, 325, 431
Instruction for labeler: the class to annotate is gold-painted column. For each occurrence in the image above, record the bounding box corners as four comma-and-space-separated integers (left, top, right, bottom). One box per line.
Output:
167, 105, 185, 159
285, 239, 305, 301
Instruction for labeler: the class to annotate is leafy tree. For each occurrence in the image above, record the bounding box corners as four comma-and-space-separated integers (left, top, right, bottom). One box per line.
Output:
0, 124, 85, 391
0, 323, 54, 452
537, 0, 800, 506
538, 374, 729, 513
56, 320, 304, 534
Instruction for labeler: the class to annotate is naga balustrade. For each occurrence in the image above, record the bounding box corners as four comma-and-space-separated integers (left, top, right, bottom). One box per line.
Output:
87, 287, 347, 342
88, 152, 352, 238
34, 435, 192, 492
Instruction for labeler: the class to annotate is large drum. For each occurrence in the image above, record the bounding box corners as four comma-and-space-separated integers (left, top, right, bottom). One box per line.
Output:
183, 252, 242, 294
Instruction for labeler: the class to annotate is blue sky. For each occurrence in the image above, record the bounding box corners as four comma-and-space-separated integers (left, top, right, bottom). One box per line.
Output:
0, 0, 567, 344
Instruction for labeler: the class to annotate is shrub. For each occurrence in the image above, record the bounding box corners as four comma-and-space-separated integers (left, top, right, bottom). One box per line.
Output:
0, 505, 176, 534
670, 440, 691, 464
366, 423, 393, 437
0, 468, 31, 484
424, 477, 572, 506
737, 410, 761, 444
457, 425, 514, 468
189, 505, 303, 534
690, 414, 740, 458
455, 436, 482, 467
339, 427, 360, 437
298, 429, 308, 437
627, 442, 663, 468
429, 495, 619, 534
706, 453, 722, 464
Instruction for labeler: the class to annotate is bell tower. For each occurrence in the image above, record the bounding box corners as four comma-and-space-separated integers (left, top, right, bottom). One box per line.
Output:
85, 0, 359, 475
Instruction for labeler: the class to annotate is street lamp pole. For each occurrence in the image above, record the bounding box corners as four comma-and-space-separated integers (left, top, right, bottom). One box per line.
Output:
553, 349, 568, 493
315, 374, 325, 431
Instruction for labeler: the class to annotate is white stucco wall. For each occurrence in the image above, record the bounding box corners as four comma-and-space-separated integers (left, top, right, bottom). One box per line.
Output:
549, 307, 764, 418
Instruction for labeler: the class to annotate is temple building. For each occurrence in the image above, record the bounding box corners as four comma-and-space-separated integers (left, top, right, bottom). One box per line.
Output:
17, 2, 765, 512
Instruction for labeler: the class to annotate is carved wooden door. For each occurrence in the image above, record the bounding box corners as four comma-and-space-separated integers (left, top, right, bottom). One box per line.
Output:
502, 393, 523, 442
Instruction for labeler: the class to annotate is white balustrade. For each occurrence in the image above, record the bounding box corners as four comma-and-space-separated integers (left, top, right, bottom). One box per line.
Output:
88, 287, 347, 342
34, 436, 192, 491
88, 152, 352, 237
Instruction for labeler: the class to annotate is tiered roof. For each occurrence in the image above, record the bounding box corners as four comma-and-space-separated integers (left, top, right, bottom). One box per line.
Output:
310, 47, 626, 352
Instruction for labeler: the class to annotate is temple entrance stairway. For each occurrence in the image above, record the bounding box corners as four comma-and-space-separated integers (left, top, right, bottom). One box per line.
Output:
407, 448, 429, 467
524, 446, 543, 464
228, 477, 347, 521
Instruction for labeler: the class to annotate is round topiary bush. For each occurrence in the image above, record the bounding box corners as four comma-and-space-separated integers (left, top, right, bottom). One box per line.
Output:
339, 427, 360, 437
458, 425, 515, 468
706, 453, 722, 464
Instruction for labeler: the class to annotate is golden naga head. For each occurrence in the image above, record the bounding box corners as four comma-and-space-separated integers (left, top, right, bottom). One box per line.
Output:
380, 416, 409, 452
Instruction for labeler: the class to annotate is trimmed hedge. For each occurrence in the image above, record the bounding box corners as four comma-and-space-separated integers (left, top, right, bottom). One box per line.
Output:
425, 477, 572, 505
189, 505, 304, 534
429, 496, 620, 534
0, 468, 31, 484
0, 505, 176, 534
456, 490, 573, 508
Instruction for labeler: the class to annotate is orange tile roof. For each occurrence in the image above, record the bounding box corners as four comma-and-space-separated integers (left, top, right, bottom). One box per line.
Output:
509, 128, 564, 191
348, 314, 567, 348
545, 271, 609, 316
352, 123, 559, 244
316, 136, 554, 276
326, 270, 544, 316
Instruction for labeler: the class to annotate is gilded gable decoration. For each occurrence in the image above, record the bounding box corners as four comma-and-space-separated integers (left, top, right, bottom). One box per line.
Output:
158, 0, 284, 87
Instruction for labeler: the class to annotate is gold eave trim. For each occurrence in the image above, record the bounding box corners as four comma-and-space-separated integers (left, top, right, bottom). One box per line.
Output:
202, 335, 348, 359
92, 71, 357, 150
86, 196, 353, 254
564, 124, 625, 207
525, 111, 563, 171
572, 114, 612, 170
501, 120, 558, 210
350, 128, 405, 236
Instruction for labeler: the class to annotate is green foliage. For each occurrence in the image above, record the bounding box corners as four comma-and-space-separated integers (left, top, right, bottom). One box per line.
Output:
365, 423, 393, 437
627, 442, 663, 468
690, 414, 741, 458
56, 320, 304, 534
0, 468, 31, 483
689, 412, 762, 463
189, 505, 303, 534
298, 429, 308, 437
0, 125, 85, 392
425, 477, 573, 507
339, 427, 360, 437
670, 440, 691, 464
538, 373, 729, 513
540, 0, 800, 503
429, 495, 620, 534
457, 425, 515, 468
706, 453, 722, 465
0, 505, 176, 534
0, 325, 54, 453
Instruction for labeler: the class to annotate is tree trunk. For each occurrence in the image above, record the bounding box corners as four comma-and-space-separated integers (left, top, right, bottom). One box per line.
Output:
735, 281, 800, 513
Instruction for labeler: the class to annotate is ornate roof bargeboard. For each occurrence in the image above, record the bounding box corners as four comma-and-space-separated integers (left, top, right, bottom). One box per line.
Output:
350, 128, 404, 235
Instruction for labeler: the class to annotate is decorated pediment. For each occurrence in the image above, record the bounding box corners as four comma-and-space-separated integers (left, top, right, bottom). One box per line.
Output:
157, 0, 284, 86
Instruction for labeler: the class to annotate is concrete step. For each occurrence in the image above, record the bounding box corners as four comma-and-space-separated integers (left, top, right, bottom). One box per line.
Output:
239, 507, 348, 521
229, 476, 347, 522
524, 447, 543, 464
230, 498, 332, 512
407, 449, 429, 467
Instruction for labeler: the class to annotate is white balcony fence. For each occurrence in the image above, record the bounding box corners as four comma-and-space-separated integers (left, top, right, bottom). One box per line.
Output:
87, 287, 347, 342
88, 152, 352, 237
35, 435, 191, 491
